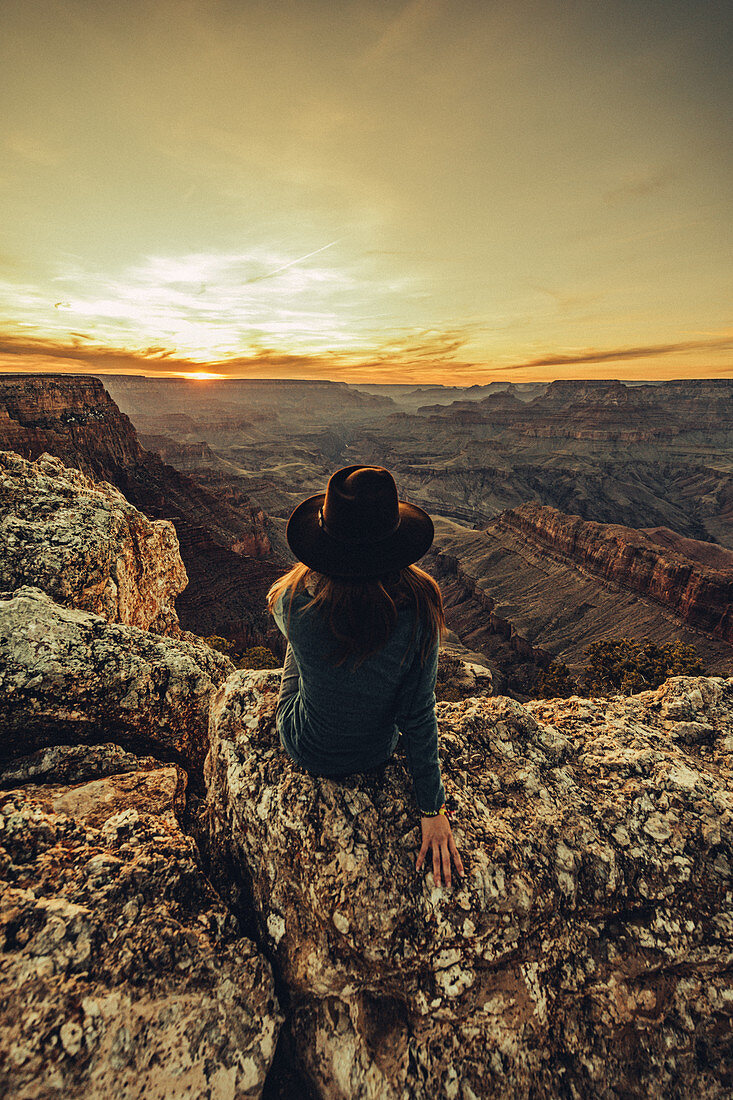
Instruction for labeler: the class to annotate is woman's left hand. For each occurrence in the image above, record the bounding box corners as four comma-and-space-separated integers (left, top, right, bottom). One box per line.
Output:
416, 813, 464, 887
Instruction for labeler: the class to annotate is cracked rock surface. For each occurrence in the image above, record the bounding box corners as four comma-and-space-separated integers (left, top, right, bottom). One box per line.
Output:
0, 587, 233, 771
206, 669, 733, 1100
0, 748, 282, 1099
0, 451, 186, 635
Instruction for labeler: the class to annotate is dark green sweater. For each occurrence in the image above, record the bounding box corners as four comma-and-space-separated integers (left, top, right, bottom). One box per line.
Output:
272, 589, 445, 814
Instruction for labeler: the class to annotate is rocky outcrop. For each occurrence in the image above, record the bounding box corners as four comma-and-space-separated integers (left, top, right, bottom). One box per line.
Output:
0, 450, 234, 771
0, 374, 283, 640
0, 451, 186, 634
206, 669, 733, 1099
0, 587, 232, 772
0, 427, 283, 1096
496, 502, 733, 643
435, 647, 494, 701
0, 747, 281, 1098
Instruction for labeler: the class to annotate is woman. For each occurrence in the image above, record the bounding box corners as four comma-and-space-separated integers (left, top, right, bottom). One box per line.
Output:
267, 464, 464, 888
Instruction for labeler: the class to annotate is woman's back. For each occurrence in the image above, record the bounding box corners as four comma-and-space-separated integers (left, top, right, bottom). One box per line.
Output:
269, 463, 462, 885
273, 585, 439, 786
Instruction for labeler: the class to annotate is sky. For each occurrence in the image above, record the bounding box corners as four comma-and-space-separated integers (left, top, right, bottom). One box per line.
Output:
1, 0, 731, 385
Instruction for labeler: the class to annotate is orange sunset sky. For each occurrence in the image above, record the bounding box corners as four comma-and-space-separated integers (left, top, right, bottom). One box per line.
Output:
1, 0, 731, 385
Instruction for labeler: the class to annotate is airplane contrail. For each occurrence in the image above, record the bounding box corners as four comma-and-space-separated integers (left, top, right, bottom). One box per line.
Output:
244, 239, 341, 284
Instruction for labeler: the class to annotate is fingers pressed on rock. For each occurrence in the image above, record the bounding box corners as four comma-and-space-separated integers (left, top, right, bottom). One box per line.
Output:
432, 843, 441, 886
441, 843, 452, 888
449, 837, 465, 876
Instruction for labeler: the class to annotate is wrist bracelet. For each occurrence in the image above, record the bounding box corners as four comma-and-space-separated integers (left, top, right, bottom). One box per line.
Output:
420, 804, 447, 817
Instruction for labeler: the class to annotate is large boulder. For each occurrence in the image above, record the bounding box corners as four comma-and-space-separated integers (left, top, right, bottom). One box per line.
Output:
206, 670, 733, 1099
0, 587, 232, 771
0, 747, 282, 1099
0, 451, 186, 634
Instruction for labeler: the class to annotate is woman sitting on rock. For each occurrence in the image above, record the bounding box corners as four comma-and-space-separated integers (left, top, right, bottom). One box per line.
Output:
268, 465, 464, 887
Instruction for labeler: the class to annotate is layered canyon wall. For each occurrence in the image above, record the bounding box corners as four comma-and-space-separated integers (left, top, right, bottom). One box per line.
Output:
497, 503, 733, 644
429, 506, 733, 686
0, 375, 285, 643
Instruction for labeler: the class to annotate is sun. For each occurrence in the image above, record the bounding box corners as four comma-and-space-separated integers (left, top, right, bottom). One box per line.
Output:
177, 371, 227, 380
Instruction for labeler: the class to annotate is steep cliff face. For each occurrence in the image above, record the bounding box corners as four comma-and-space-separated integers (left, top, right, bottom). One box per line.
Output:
417, 378, 733, 445
0, 457, 280, 1098
0, 374, 283, 640
427, 510, 733, 687
0, 372, 144, 475
497, 502, 733, 643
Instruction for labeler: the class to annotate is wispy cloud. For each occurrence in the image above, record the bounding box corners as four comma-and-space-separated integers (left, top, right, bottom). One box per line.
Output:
362, 0, 442, 64
494, 335, 733, 372
0, 326, 479, 384
0, 246, 404, 361
1, 326, 731, 385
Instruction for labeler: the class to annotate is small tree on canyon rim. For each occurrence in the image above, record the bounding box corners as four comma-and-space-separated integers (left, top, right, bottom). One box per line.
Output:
537, 637, 705, 699
581, 637, 704, 696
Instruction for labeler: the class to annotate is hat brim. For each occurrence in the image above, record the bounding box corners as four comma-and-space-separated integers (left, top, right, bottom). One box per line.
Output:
286, 493, 434, 579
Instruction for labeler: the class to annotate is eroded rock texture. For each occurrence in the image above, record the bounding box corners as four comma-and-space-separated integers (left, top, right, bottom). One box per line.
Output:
0, 374, 284, 641
0, 749, 281, 1099
0, 450, 186, 634
206, 669, 733, 1099
430, 511, 733, 679
496, 502, 733, 643
0, 587, 232, 771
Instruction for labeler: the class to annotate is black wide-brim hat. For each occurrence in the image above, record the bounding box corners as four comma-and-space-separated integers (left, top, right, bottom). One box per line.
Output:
286, 465, 434, 579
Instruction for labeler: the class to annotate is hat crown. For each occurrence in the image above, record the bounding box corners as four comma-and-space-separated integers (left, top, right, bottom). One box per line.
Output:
322, 466, 400, 544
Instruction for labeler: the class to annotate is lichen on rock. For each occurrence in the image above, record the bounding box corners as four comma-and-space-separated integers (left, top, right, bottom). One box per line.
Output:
0, 586, 233, 771
206, 669, 733, 1099
0, 749, 282, 1099
0, 450, 186, 634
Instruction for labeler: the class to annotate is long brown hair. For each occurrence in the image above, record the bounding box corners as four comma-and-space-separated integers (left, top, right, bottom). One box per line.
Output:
267, 563, 445, 666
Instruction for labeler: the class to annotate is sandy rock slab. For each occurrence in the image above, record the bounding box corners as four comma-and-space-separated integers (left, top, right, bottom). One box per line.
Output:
0, 450, 186, 634
0, 750, 282, 1099
0, 587, 233, 772
206, 670, 733, 1100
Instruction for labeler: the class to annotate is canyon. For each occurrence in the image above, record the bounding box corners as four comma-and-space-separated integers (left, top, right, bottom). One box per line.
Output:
101, 373, 733, 685
1, 457, 731, 1097
429, 509, 733, 694
0, 374, 285, 645
1, 372, 731, 690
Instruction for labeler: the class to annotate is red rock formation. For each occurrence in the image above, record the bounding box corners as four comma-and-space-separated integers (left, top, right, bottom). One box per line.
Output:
496, 502, 733, 644
0, 374, 284, 640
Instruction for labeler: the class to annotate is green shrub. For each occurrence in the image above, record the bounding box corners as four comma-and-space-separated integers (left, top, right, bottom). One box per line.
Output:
581, 637, 704, 696
536, 660, 578, 699
238, 646, 281, 670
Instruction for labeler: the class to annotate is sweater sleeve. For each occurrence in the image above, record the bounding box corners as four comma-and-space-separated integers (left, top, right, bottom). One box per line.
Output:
395, 639, 445, 814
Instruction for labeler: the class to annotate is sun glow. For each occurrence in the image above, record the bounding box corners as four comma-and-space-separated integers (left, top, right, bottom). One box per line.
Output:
178, 371, 226, 380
